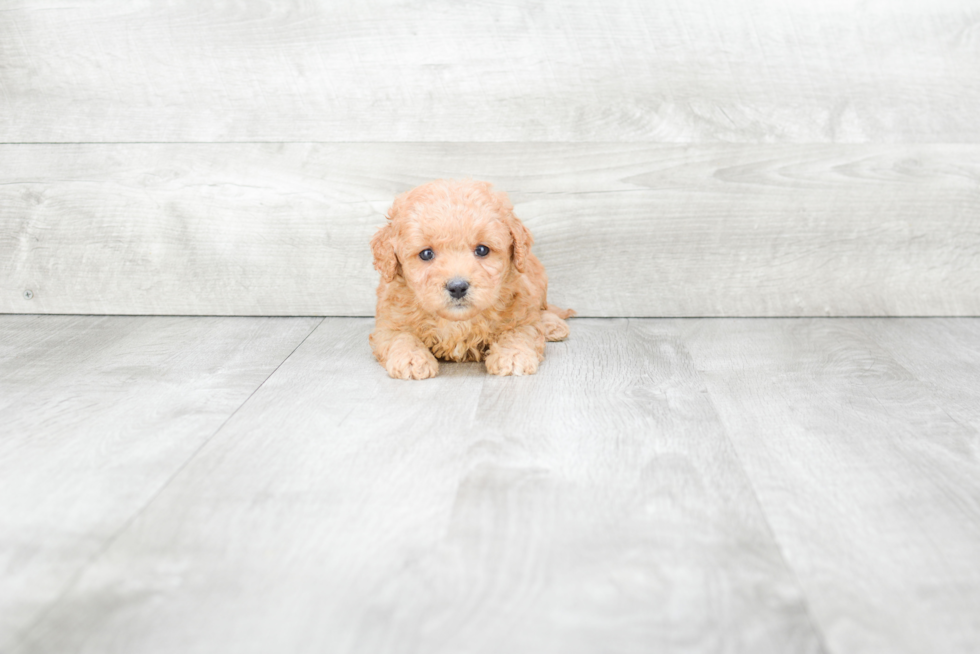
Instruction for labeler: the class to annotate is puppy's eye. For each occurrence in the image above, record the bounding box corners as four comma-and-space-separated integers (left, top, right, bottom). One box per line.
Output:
474, 245, 490, 257
419, 249, 434, 261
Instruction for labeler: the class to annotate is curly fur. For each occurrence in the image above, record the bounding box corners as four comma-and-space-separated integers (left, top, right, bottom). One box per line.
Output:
370, 179, 573, 379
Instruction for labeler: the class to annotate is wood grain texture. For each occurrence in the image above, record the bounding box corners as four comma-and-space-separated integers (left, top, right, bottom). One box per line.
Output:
859, 318, 980, 433
12, 318, 826, 654
1, 0, 978, 143
0, 315, 320, 652
679, 318, 980, 654
2, 142, 978, 317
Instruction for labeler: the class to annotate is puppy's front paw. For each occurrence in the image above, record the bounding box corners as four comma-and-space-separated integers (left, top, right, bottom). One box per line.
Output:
485, 346, 540, 376
386, 346, 439, 380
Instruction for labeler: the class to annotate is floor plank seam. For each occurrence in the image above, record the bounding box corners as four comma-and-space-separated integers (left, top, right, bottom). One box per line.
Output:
8, 316, 326, 653
698, 380, 836, 654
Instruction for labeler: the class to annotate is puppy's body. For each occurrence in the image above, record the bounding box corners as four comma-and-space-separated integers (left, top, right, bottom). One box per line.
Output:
370, 179, 572, 379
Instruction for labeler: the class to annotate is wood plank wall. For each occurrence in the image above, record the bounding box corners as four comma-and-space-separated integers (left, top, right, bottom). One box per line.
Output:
1, 1, 978, 316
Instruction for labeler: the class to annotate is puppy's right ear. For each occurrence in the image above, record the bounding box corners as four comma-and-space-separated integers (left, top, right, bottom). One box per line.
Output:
371, 223, 399, 283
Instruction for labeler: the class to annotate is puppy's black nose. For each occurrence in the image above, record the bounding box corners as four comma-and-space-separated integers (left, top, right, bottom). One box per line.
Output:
446, 278, 470, 299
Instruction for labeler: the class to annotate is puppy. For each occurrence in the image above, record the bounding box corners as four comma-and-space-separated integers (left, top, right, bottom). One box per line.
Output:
370, 179, 573, 380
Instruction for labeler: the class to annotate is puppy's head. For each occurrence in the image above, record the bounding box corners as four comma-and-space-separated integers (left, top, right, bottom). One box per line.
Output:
372, 179, 532, 321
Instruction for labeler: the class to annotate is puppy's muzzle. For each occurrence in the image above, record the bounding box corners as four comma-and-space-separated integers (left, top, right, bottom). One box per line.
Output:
446, 278, 470, 300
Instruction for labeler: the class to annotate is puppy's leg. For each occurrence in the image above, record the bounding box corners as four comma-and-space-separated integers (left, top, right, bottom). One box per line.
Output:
546, 304, 576, 320
370, 330, 439, 380
539, 311, 570, 342
485, 325, 545, 376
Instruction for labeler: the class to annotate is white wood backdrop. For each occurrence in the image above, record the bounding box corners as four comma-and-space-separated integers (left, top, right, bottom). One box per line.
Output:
2, 0, 978, 143
1, 0, 978, 316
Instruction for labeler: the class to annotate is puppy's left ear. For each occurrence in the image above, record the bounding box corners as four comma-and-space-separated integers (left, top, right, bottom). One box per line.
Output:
485, 183, 534, 273
508, 214, 533, 273
371, 223, 399, 283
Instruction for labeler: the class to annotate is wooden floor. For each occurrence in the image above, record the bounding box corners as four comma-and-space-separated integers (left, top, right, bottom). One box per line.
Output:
2, 316, 978, 654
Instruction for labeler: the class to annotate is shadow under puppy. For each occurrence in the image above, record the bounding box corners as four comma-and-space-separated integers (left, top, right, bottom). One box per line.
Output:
370, 179, 574, 380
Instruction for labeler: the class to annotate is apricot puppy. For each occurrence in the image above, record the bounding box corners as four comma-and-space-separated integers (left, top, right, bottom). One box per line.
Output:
370, 179, 573, 380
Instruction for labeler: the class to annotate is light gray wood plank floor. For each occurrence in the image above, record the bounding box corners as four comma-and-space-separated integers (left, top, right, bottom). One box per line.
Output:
2, 316, 978, 653
0, 316, 321, 653
674, 318, 980, 654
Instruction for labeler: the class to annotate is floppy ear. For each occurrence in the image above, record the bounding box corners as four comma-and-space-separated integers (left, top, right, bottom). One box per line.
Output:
508, 213, 534, 273
371, 222, 399, 283
480, 182, 534, 274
